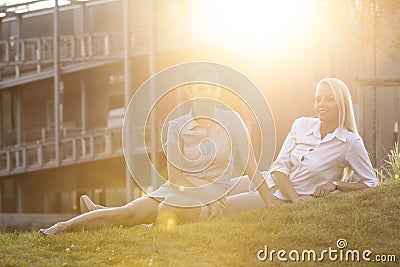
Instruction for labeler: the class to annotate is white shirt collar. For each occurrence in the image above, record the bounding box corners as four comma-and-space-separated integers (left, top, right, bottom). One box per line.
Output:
305, 120, 348, 143
185, 107, 220, 130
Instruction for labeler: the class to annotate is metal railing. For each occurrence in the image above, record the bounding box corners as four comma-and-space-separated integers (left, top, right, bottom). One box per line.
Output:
0, 28, 184, 80
0, 124, 166, 176
0, 127, 123, 176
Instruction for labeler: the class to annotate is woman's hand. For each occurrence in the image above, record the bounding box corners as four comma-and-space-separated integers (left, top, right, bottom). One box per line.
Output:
313, 183, 336, 198
271, 171, 302, 202
207, 199, 226, 221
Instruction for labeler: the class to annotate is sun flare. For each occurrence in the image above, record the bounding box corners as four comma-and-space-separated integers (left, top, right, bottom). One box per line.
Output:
190, 0, 315, 50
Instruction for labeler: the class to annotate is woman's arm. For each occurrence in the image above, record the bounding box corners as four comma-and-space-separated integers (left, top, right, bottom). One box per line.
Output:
164, 119, 201, 188
268, 119, 314, 202
313, 180, 369, 197
234, 113, 275, 208
314, 137, 378, 197
166, 143, 204, 188
244, 149, 275, 208
336, 181, 369, 192
345, 138, 379, 187
267, 120, 299, 179
271, 171, 313, 202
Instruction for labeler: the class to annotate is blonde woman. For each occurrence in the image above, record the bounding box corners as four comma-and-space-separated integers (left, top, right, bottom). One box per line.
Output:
226, 78, 379, 212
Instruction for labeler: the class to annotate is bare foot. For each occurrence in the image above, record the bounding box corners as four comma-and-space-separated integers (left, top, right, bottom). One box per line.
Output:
80, 195, 104, 214
39, 222, 67, 236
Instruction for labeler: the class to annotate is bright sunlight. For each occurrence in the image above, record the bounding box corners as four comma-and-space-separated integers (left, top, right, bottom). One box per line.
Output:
190, 0, 316, 51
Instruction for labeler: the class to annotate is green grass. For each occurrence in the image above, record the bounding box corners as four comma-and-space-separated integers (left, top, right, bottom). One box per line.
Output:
1, 181, 399, 266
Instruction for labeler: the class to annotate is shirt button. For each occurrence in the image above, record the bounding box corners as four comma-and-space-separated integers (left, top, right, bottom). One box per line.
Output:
309, 148, 314, 152
301, 156, 305, 161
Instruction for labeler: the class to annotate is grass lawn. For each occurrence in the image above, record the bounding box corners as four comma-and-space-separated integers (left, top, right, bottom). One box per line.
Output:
1, 180, 399, 266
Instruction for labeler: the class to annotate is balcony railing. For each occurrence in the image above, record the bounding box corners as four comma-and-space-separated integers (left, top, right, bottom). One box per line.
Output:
0, 123, 166, 177
0, 127, 123, 176
0, 28, 188, 81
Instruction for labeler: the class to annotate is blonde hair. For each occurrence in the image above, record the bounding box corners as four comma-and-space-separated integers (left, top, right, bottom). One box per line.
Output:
316, 78, 358, 134
316, 78, 358, 181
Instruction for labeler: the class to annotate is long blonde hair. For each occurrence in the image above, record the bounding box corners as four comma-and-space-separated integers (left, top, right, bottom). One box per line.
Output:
316, 78, 358, 180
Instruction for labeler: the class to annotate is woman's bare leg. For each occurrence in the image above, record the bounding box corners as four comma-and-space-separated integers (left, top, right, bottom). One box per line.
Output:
156, 194, 203, 224
225, 191, 266, 214
40, 196, 160, 236
157, 204, 202, 225
228, 176, 250, 196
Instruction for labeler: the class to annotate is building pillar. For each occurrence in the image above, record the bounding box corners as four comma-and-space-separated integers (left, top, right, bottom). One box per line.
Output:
53, 0, 60, 166
1, 93, 13, 147
0, 180, 3, 213
0, 94, 2, 149
80, 2, 87, 135
14, 14, 22, 78
15, 92, 22, 145
123, 0, 134, 202
16, 178, 22, 213
74, 1, 87, 34
43, 193, 49, 213
81, 77, 87, 133
148, 0, 158, 191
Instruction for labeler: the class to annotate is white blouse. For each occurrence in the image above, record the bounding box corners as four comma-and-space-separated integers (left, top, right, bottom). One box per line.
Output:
166, 107, 249, 189
263, 117, 379, 200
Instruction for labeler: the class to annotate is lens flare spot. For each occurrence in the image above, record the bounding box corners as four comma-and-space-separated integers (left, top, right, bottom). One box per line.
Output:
166, 218, 176, 229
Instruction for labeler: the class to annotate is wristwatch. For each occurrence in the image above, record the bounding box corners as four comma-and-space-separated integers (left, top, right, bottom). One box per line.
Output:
332, 181, 338, 191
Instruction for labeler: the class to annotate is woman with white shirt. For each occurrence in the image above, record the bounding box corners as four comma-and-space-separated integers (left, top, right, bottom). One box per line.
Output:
226, 77, 379, 212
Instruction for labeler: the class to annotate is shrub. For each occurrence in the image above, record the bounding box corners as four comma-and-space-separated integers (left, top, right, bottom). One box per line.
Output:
376, 142, 400, 181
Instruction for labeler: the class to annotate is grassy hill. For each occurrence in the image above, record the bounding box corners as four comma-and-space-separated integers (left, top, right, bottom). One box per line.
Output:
1, 180, 399, 266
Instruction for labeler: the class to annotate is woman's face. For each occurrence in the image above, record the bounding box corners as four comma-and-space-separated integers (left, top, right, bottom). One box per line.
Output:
188, 83, 220, 99
315, 84, 339, 126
